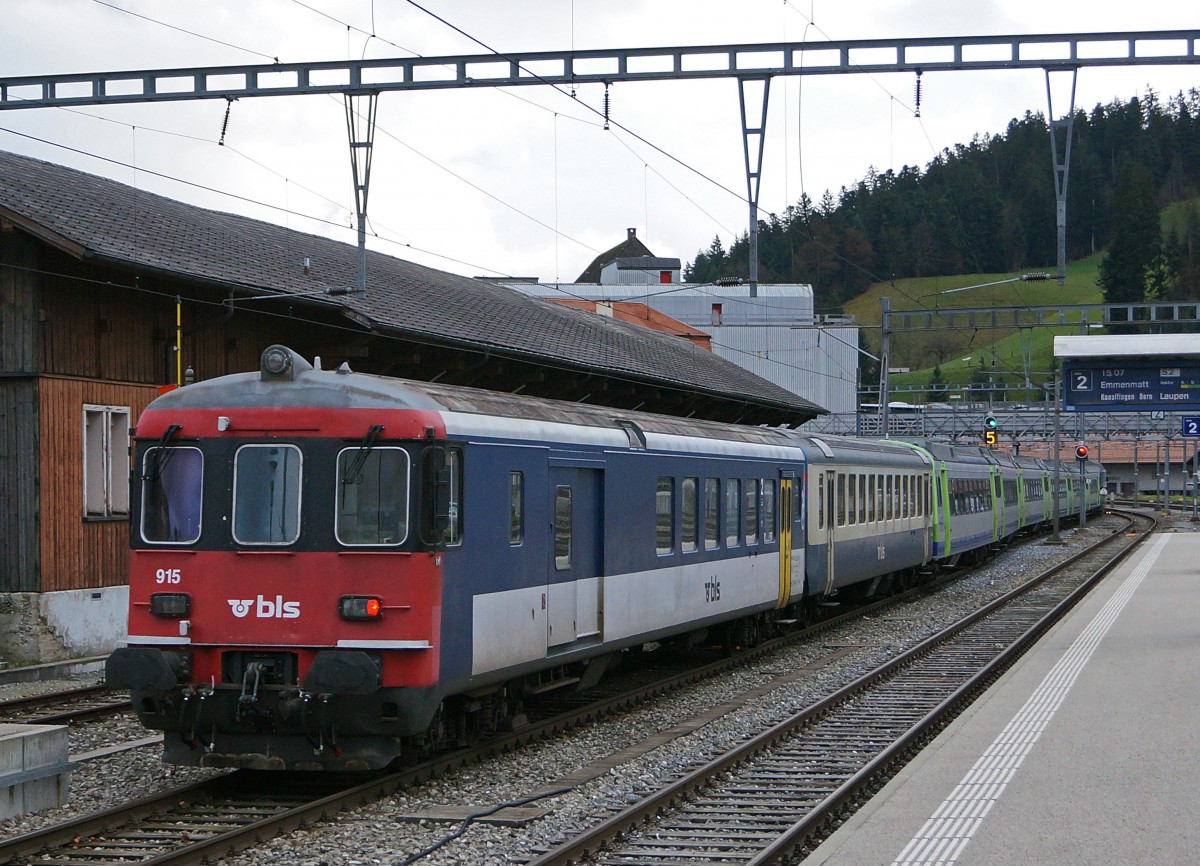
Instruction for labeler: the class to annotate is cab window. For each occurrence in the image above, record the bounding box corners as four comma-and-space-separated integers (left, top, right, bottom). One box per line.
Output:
335, 446, 409, 545
233, 444, 302, 545
140, 446, 203, 544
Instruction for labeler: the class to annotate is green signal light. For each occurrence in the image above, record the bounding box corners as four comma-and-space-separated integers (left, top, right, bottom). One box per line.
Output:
984, 415, 998, 430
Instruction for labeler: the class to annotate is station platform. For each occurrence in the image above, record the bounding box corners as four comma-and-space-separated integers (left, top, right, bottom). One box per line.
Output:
807, 530, 1200, 866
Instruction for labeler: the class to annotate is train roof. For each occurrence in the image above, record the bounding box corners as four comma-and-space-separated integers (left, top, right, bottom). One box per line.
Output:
144, 346, 807, 449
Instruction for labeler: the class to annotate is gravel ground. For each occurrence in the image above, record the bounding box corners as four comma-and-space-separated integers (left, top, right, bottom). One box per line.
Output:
0, 513, 1167, 861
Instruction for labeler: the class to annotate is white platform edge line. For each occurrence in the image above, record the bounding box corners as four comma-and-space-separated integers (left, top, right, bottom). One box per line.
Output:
889, 533, 1169, 866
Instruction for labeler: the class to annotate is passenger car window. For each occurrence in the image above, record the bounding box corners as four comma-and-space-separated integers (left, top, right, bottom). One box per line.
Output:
682, 477, 698, 553
656, 477, 674, 555
509, 472, 524, 544
555, 485, 572, 569
704, 479, 720, 550
762, 479, 776, 543
744, 479, 759, 544
725, 479, 740, 547
445, 449, 463, 545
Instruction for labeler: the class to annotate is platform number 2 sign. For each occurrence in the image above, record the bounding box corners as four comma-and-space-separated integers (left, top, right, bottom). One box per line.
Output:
1183, 417, 1200, 437
1071, 370, 1092, 392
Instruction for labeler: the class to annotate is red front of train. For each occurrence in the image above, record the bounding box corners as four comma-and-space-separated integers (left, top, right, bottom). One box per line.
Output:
107, 347, 458, 770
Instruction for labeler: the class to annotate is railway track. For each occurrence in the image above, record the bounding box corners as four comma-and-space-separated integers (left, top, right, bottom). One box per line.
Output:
0, 515, 1109, 866
525, 508, 1154, 866
0, 684, 130, 725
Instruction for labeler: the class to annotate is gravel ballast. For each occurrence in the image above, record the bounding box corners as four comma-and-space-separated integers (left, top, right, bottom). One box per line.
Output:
0, 515, 1155, 862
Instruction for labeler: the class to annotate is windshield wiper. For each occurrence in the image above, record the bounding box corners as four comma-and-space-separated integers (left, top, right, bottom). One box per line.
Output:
142, 424, 183, 482
343, 424, 385, 484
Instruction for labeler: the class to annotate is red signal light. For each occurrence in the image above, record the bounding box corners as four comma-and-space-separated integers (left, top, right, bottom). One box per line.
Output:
1075, 445, 1089, 461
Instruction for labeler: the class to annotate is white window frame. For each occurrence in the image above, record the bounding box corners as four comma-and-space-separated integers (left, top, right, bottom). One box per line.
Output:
83, 404, 131, 518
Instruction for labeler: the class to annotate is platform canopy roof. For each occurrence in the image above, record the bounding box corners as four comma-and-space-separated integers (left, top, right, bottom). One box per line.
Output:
1054, 334, 1200, 359
0, 149, 826, 426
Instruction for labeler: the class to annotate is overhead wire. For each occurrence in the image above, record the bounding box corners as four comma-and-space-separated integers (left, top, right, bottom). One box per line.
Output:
90, 0, 279, 62
399, 0, 749, 206
70, 1, 602, 250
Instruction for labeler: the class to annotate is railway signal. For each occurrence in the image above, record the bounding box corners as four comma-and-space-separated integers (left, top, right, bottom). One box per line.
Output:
1075, 444, 1089, 461
984, 415, 998, 446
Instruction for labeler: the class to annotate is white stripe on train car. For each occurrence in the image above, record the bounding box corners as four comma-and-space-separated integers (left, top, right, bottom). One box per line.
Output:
470, 556, 779, 677
126, 635, 191, 645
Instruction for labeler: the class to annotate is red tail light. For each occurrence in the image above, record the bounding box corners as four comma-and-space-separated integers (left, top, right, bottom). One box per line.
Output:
340, 596, 383, 620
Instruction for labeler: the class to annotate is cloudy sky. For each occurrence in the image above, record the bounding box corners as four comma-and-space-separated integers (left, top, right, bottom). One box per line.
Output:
2, 1, 1197, 287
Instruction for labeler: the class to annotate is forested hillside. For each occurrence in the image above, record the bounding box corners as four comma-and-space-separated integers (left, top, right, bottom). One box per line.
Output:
686, 89, 1200, 311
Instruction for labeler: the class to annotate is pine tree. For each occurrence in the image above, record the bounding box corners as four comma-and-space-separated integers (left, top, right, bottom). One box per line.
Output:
1098, 162, 1160, 304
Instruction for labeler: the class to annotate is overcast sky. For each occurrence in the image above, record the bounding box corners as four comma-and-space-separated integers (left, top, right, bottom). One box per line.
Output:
2, 1, 1198, 287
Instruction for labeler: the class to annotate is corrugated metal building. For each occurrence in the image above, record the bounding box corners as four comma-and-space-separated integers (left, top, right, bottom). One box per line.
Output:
509, 278, 859, 427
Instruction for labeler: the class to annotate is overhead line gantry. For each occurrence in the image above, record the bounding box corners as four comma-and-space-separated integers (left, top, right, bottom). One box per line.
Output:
3, 30, 1198, 297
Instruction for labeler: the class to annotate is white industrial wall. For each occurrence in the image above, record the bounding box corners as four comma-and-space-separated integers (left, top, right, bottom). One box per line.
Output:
506, 281, 856, 421
705, 324, 860, 425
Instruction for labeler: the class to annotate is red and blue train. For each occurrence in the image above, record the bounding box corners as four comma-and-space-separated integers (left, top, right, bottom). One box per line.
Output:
108, 346, 1105, 770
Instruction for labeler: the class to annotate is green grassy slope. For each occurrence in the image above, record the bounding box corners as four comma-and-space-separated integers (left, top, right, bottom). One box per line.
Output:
843, 255, 1106, 401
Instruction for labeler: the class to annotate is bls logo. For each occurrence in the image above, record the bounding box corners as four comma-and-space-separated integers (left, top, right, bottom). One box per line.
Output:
227, 595, 301, 619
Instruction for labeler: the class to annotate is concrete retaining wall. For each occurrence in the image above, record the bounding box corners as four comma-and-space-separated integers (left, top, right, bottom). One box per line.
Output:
0, 586, 127, 664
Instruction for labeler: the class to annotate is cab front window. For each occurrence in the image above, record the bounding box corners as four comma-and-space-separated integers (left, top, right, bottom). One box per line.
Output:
233, 444, 302, 545
140, 446, 203, 544
336, 447, 410, 545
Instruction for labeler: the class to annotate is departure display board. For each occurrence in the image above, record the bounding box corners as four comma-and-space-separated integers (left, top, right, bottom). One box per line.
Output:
1062, 361, 1200, 412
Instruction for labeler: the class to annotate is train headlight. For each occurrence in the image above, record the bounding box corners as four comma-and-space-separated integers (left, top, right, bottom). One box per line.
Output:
262, 345, 292, 376
150, 592, 191, 617
339, 596, 383, 621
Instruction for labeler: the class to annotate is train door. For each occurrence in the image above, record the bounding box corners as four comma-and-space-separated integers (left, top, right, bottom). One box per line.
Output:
823, 470, 836, 595
777, 472, 794, 607
922, 472, 932, 562
547, 465, 603, 648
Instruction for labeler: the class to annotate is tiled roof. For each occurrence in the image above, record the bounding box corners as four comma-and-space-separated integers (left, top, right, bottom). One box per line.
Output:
575, 230, 655, 282
547, 299, 712, 346
0, 149, 824, 419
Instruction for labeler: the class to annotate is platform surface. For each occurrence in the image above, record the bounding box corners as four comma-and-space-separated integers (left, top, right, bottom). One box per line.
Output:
807, 531, 1200, 866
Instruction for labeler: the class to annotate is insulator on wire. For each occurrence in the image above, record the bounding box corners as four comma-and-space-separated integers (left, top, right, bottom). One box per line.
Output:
218, 97, 235, 146
914, 70, 923, 118
603, 82, 611, 130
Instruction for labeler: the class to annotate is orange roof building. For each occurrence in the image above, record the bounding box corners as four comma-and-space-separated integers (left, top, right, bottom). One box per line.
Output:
546, 299, 712, 350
